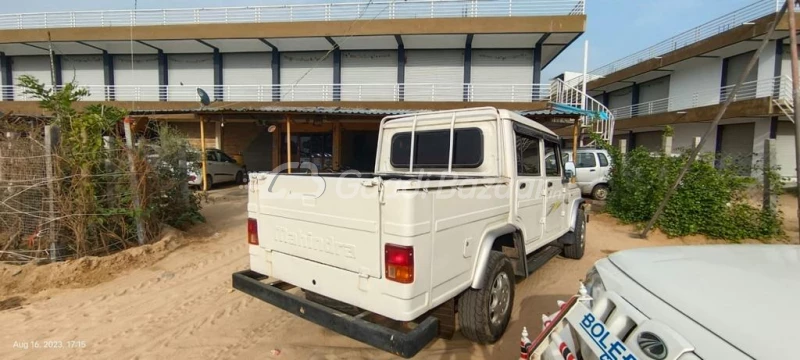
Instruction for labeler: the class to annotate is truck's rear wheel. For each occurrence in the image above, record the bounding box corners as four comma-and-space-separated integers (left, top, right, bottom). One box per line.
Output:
562, 207, 586, 259
457, 251, 514, 343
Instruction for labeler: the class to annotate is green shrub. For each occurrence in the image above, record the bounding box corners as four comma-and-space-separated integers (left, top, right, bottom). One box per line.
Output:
593, 134, 782, 241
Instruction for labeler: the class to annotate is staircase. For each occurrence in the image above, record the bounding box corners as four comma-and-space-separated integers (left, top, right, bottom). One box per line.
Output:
774, 98, 794, 122
549, 79, 615, 146
774, 75, 795, 122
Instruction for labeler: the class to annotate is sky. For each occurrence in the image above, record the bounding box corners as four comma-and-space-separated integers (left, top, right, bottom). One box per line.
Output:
4, 0, 759, 79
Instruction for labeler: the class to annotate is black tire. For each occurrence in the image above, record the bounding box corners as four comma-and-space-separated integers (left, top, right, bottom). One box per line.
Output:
205, 174, 213, 190
304, 290, 362, 316
562, 207, 586, 259
592, 184, 609, 201
458, 251, 515, 343
235, 171, 244, 184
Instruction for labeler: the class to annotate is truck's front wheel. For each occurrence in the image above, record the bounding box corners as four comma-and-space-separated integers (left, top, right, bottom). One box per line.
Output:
458, 251, 514, 343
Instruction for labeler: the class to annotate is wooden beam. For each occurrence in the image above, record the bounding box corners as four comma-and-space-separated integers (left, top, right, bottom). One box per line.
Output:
199, 115, 208, 192
272, 124, 281, 170
333, 121, 342, 171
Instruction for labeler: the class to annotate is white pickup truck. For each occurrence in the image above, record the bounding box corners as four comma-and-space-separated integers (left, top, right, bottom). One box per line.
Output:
232, 107, 588, 357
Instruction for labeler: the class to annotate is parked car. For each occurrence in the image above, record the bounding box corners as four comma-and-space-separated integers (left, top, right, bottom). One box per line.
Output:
189, 149, 246, 187
526, 245, 799, 360
232, 107, 588, 358
550, 148, 612, 200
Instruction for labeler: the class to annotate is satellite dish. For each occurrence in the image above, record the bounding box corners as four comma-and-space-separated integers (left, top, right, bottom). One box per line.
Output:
267, 125, 277, 133
197, 88, 211, 107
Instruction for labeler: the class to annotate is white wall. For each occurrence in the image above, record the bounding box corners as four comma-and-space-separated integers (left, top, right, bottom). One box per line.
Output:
776, 121, 797, 180
113, 55, 160, 101
280, 51, 333, 101
168, 54, 214, 101
471, 49, 533, 102
668, 57, 722, 111
670, 123, 716, 154
405, 50, 464, 101
11, 56, 51, 99
341, 50, 397, 101
222, 53, 271, 101
61, 55, 105, 100
756, 41, 776, 98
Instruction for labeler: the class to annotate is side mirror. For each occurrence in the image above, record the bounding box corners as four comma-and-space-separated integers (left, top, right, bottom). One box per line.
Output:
564, 161, 576, 179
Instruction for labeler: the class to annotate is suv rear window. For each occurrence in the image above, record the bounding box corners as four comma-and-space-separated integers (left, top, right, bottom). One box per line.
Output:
598, 152, 609, 167
390, 128, 483, 169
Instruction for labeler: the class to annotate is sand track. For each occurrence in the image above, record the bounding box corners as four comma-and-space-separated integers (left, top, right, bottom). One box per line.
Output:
0, 188, 795, 360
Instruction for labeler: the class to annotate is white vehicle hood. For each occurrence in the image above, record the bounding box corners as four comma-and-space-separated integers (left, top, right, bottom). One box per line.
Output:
609, 245, 800, 359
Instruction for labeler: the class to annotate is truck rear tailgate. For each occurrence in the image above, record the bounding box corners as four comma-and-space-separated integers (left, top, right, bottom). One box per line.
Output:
255, 174, 382, 278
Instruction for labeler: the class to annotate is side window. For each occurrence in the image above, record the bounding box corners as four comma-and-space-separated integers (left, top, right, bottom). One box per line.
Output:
577, 153, 597, 168
206, 151, 217, 162
543, 141, 561, 177
219, 152, 235, 163
598, 153, 610, 167
515, 133, 540, 176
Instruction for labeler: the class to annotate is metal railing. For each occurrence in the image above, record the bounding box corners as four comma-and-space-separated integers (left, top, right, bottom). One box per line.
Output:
610, 75, 789, 120
0, 0, 585, 30
588, 0, 781, 79
550, 78, 615, 143
0, 83, 551, 103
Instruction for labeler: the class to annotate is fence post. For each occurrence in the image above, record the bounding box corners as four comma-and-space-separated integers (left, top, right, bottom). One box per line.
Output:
123, 117, 146, 246
44, 125, 60, 261
763, 138, 778, 213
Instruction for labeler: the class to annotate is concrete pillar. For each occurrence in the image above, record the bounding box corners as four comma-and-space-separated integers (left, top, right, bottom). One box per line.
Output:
662, 135, 673, 155
618, 138, 627, 155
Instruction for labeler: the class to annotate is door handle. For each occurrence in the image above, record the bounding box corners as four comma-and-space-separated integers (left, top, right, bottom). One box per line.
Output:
589, 169, 596, 172
520, 183, 527, 189
547, 181, 553, 188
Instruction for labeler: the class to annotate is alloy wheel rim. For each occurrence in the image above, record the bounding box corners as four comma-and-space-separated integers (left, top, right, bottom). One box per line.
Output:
489, 272, 511, 326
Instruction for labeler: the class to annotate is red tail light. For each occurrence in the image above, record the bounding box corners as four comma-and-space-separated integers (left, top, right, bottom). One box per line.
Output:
247, 218, 259, 245
385, 244, 414, 284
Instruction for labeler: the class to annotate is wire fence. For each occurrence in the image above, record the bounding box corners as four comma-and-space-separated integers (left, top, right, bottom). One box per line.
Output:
0, 120, 201, 264
0, 126, 56, 263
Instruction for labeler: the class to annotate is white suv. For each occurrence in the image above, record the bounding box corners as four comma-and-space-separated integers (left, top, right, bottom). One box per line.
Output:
551, 148, 611, 200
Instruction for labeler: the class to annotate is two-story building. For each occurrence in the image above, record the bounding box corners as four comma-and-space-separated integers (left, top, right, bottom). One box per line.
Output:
0, 0, 588, 172
564, 0, 797, 181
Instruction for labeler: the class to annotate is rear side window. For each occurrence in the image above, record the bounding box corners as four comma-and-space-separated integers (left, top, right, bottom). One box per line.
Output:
390, 128, 483, 169
515, 133, 540, 176
598, 153, 609, 167
577, 153, 597, 168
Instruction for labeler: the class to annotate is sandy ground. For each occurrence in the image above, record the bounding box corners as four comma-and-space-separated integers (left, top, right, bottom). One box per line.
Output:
0, 186, 796, 360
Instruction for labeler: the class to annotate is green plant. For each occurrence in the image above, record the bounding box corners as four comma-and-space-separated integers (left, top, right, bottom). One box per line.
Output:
16, 76, 203, 257
589, 132, 782, 241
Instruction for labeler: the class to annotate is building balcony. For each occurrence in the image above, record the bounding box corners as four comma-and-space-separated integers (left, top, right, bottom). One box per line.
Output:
586, 75, 789, 133
0, 83, 551, 103
578, 0, 798, 91
0, 0, 585, 30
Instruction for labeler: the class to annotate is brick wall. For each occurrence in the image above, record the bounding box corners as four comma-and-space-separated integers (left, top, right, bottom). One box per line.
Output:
170, 122, 217, 150
222, 122, 273, 172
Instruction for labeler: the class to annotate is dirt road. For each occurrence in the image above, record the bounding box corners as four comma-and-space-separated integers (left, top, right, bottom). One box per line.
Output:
0, 188, 794, 360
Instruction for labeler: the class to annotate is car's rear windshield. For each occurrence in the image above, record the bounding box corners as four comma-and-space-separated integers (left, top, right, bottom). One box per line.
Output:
390, 128, 483, 169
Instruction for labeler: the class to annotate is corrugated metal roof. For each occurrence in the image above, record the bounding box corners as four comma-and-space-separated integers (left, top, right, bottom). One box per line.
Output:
129, 106, 416, 116
130, 104, 582, 119
519, 108, 582, 117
